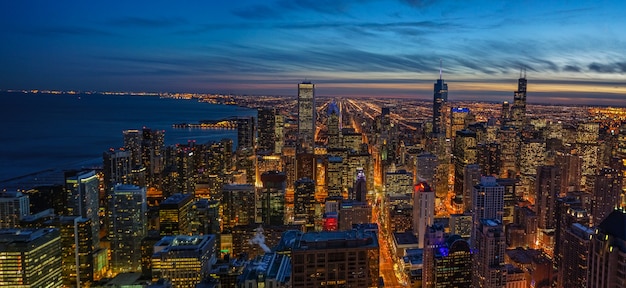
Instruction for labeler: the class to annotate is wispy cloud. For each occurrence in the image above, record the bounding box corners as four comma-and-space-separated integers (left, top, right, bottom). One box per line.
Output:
109, 17, 186, 28
20, 26, 115, 37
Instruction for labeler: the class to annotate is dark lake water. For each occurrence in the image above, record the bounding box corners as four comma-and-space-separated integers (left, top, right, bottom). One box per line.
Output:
0, 92, 256, 182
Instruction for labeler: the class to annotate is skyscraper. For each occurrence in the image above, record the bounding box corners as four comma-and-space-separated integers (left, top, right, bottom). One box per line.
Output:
257, 107, 276, 153
472, 176, 504, 248
64, 170, 100, 248
593, 167, 622, 225
237, 116, 256, 151
123, 129, 142, 167
473, 219, 506, 288
298, 81, 315, 152
327, 100, 341, 149
413, 182, 435, 248
588, 209, 626, 288
259, 171, 286, 226
108, 184, 147, 274
433, 64, 448, 135
510, 71, 527, 128
294, 177, 316, 230
102, 148, 132, 192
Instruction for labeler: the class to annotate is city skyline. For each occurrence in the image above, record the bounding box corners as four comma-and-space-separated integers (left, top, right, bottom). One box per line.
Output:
1, 1, 625, 105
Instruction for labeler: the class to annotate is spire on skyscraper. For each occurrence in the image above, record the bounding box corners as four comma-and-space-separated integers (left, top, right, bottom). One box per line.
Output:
439, 59, 443, 80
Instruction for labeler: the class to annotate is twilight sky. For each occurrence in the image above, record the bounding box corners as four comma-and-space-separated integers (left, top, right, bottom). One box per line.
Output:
1, 0, 625, 105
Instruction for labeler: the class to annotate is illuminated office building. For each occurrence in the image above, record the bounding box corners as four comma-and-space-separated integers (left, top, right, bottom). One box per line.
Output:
430, 235, 472, 288
64, 170, 100, 248
498, 127, 519, 178
151, 234, 217, 287
297, 82, 315, 153
327, 100, 342, 149
159, 193, 193, 236
46, 216, 93, 287
288, 228, 379, 287
450, 107, 471, 137
221, 184, 256, 231
108, 184, 147, 273
453, 129, 477, 201
477, 142, 501, 177
0, 228, 62, 287
0, 191, 29, 229
294, 178, 316, 230
259, 171, 286, 226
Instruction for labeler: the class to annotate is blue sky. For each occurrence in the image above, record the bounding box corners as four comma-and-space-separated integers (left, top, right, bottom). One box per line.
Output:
1, 0, 624, 104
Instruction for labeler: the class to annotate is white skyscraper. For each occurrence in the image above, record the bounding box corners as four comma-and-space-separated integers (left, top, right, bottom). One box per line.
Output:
413, 182, 435, 248
471, 176, 504, 249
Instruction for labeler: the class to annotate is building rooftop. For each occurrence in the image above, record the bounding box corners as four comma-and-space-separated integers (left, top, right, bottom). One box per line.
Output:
598, 209, 626, 241
161, 193, 193, 205
0, 228, 58, 243
393, 231, 419, 245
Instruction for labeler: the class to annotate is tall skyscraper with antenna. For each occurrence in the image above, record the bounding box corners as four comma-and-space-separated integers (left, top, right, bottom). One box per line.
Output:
432, 61, 448, 135
511, 69, 527, 128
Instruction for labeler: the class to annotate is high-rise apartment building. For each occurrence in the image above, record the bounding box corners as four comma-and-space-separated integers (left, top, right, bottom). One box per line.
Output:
123, 129, 142, 167
0, 228, 62, 287
472, 176, 504, 248
593, 167, 622, 225
237, 116, 256, 151
64, 170, 100, 248
559, 223, 593, 288
298, 82, 315, 152
0, 191, 29, 229
257, 107, 276, 153
141, 128, 165, 185
108, 184, 147, 273
473, 219, 506, 288
102, 148, 132, 192
536, 165, 560, 230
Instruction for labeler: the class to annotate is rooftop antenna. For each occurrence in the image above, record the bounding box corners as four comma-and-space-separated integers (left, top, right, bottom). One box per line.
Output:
519, 67, 522, 78
523, 67, 527, 79
439, 59, 443, 80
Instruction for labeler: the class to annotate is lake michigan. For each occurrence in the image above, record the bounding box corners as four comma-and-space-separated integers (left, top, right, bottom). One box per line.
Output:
0, 92, 256, 183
